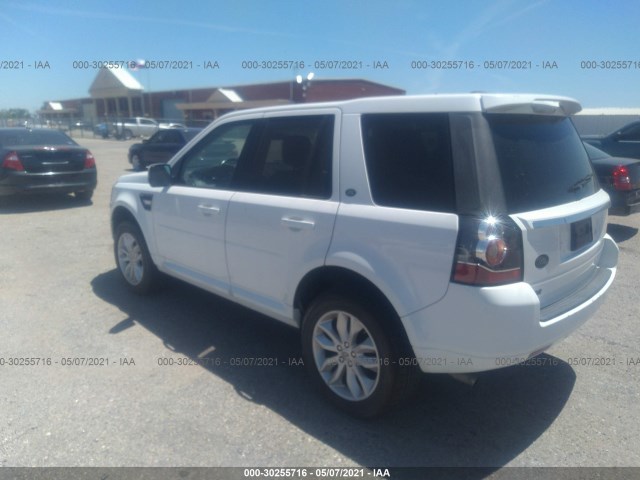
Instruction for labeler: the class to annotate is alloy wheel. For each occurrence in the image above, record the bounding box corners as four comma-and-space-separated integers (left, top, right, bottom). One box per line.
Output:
117, 232, 144, 285
311, 310, 381, 401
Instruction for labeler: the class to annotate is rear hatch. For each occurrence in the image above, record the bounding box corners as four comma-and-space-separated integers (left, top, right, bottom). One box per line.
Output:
483, 108, 612, 318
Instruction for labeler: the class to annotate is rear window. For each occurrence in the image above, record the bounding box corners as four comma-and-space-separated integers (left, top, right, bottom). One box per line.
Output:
361, 113, 456, 213
488, 115, 597, 213
0, 129, 78, 147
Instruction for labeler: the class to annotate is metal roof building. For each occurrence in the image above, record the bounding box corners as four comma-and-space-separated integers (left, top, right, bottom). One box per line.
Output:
39, 67, 405, 125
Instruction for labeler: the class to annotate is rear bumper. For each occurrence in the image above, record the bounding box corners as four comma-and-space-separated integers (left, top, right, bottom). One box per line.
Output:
608, 189, 640, 216
0, 170, 97, 196
401, 234, 618, 373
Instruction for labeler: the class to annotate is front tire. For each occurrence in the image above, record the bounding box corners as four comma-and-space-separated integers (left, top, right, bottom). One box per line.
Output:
301, 293, 417, 417
114, 221, 159, 294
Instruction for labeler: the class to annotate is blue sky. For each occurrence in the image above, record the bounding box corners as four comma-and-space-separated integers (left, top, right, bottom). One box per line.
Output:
1, 0, 639, 111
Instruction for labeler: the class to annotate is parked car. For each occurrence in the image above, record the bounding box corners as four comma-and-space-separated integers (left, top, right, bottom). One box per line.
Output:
584, 142, 640, 215
94, 123, 109, 138
128, 128, 202, 171
111, 94, 618, 416
118, 117, 160, 139
0, 128, 97, 200
582, 120, 640, 159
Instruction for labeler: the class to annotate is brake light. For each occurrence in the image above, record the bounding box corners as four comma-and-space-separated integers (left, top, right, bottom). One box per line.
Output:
84, 151, 96, 169
452, 215, 523, 286
612, 165, 631, 191
1, 151, 24, 171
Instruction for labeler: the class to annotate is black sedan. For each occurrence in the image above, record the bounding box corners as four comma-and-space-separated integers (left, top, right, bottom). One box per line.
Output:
583, 121, 640, 159
0, 128, 97, 201
584, 142, 640, 215
128, 128, 202, 171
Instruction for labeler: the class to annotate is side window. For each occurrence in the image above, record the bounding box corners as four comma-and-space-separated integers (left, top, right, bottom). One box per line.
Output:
177, 121, 255, 189
162, 130, 182, 143
234, 115, 333, 198
361, 113, 455, 213
150, 131, 167, 143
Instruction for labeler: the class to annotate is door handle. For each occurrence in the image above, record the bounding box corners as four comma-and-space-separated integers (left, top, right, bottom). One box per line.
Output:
197, 204, 221, 216
281, 216, 315, 230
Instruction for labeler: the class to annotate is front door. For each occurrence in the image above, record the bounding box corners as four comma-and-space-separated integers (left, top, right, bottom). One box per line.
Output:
152, 120, 259, 294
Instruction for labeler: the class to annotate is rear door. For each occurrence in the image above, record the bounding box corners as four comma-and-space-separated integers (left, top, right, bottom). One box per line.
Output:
224, 111, 339, 324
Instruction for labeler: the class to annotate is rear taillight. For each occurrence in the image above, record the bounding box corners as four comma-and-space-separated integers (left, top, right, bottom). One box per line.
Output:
612, 165, 631, 191
452, 215, 523, 286
84, 151, 96, 169
1, 151, 24, 171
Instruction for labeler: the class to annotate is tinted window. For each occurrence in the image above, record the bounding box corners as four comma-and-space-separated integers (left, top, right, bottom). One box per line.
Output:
488, 115, 597, 213
361, 113, 455, 212
161, 130, 182, 143
618, 123, 640, 141
149, 130, 171, 143
0, 129, 77, 147
177, 121, 255, 189
234, 115, 333, 198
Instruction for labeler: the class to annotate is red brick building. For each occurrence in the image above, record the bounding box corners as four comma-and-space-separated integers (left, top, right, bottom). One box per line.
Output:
39, 67, 405, 125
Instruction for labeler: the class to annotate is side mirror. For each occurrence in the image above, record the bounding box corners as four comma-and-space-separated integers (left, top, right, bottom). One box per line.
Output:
148, 163, 172, 187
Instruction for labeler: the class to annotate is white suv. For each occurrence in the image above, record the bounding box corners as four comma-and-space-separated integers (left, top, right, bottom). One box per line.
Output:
110, 94, 618, 417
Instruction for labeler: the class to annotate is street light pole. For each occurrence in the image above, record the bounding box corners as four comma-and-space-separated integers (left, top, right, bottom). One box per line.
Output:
295, 72, 315, 102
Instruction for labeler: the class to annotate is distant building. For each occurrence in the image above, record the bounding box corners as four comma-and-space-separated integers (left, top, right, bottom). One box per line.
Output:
38, 101, 81, 124
573, 108, 640, 136
38, 66, 405, 125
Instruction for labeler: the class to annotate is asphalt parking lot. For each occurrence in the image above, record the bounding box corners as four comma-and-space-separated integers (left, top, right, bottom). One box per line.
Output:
1, 136, 639, 473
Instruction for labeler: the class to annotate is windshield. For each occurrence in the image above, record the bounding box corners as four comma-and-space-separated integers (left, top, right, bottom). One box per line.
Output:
0, 129, 78, 147
487, 114, 597, 213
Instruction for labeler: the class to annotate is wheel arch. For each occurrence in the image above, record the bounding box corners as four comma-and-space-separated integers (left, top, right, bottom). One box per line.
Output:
294, 266, 415, 356
111, 204, 139, 239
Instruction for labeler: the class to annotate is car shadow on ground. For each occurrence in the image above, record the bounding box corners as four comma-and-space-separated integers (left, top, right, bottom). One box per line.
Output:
607, 223, 638, 243
0, 194, 92, 214
92, 270, 576, 475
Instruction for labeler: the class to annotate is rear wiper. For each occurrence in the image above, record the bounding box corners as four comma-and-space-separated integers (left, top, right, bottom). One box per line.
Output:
568, 174, 593, 192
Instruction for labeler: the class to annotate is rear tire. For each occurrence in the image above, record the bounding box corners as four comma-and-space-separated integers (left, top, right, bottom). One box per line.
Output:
114, 221, 160, 294
301, 293, 418, 417
123, 129, 133, 140
74, 189, 94, 201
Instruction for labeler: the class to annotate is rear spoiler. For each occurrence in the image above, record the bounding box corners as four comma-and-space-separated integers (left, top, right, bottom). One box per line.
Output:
481, 96, 582, 116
